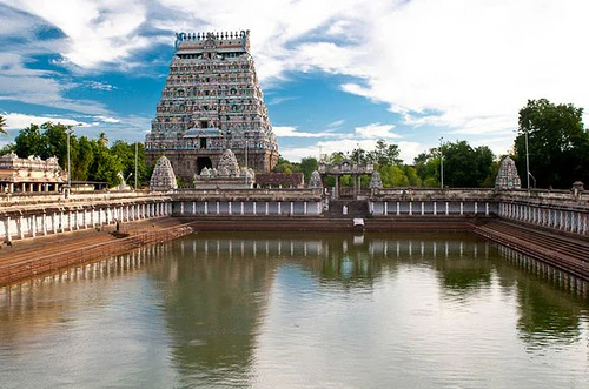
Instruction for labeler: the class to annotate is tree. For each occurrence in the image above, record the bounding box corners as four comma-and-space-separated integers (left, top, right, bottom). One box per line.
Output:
299, 157, 318, 182
369, 139, 400, 166
14, 124, 43, 157
0, 115, 7, 135
516, 99, 588, 188
442, 141, 494, 187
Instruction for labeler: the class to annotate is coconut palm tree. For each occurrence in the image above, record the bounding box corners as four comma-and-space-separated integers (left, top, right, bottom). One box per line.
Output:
0, 115, 7, 135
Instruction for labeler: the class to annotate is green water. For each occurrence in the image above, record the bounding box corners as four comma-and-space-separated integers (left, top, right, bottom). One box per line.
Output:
1, 232, 588, 388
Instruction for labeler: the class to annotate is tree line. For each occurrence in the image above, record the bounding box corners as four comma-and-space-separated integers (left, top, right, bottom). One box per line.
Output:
0, 122, 150, 187
274, 99, 589, 189
2, 99, 587, 189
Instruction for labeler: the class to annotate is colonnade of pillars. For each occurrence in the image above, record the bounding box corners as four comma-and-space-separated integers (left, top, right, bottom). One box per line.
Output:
1, 182, 60, 193
369, 201, 491, 216
2, 202, 172, 242
177, 200, 321, 216
498, 202, 589, 235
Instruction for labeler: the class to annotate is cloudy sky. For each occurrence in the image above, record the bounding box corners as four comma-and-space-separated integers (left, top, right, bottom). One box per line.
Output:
1, 0, 587, 162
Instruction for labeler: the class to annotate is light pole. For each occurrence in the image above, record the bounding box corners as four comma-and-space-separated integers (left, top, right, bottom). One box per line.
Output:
67, 127, 71, 191
244, 136, 248, 186
439, 136, 444, 189
525, 122, 531, 194
135, 142, 138, 190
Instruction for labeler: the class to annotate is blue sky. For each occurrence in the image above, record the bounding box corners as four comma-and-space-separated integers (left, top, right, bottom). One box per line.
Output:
1, 0, 587, 162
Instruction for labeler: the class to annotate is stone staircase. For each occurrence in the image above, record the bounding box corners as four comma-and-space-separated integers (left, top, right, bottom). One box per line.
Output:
325, 200, 370, 217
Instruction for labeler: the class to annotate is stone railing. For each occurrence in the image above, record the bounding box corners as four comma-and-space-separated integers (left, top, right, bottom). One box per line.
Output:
172, 188, 322, 201
370, 188, 496, 201
0, 190, 172, 210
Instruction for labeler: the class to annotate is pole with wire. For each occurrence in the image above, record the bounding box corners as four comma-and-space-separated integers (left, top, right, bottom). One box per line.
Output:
135, 142, 138, 190
439, 136, 444, 189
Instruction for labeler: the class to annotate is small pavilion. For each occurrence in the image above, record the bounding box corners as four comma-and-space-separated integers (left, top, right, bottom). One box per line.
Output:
0, 153, 66, 193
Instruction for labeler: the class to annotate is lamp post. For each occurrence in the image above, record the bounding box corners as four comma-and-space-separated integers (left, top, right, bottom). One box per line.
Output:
244, 136, 248, 187
67, 128, 71, 191
439, 136, 444, 189
525, 122, 531, 195
135, 142, 138, 190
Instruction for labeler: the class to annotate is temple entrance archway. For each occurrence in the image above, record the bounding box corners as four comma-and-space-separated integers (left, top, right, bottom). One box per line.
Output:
196, 157, 213, 174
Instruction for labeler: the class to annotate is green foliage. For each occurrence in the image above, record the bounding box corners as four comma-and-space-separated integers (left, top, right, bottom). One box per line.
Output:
516, 99, 589, 188
11, 121, 147, 187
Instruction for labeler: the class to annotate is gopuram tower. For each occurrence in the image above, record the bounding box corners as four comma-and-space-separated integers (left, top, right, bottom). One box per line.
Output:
145, 30, 279, 180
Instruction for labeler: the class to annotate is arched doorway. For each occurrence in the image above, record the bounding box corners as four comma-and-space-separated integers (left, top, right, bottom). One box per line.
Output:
196, 157, 213, 174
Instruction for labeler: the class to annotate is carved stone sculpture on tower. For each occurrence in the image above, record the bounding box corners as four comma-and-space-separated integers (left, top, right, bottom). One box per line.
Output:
150, 155, 178, 190
369, 171, 383, 188
309, 170, 322, 188
217, 149, 240, 177
495, 156, 522, 189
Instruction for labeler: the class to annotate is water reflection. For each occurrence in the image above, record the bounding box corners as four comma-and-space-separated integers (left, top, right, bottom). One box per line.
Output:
0, 232, 588, 388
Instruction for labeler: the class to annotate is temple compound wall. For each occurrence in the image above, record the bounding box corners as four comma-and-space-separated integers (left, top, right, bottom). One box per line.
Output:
0, 192, 172, 243
145, 30, 279, 180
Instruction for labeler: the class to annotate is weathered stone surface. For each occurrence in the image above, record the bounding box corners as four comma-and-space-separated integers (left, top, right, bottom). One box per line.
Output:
150, 156, 178, 190
309, 170, 322, 188
370, 171, 383, 188
495, 156, 521, 189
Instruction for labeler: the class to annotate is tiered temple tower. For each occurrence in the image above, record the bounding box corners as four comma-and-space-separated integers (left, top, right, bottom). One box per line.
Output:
145, 30, 279, 180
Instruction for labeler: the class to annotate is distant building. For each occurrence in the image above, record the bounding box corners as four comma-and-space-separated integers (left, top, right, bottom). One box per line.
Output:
0, 153, 66, 193
145, 29, 279, 180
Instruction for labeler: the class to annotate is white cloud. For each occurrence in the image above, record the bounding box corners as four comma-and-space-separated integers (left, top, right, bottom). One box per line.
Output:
94, 115, 120, 123
355, 123, 400, 139
2, 0, 151, 69
273, 126, 337, 138
327, 119, 344, 128
88, 81, 116, 91
2, 113, 90, 129
281, 139, 421, 163
2, 0, 588, 154
0, 52, 109, 114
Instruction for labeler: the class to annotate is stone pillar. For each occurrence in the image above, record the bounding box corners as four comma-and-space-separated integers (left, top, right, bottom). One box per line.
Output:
421, 201, 424, 215
180, 201, 185, 215
8, 182, 14, 193
42, 212, 47, 235
397, 201, 400, 216
278, 202, 281, 215
474, 202, 478, 215
290, 202, 294, 215
216, 201, 220, 215
384, 202, 388, 215
265, 202, 269, 215
228, 202, 232, 215
240, 202, 244, 215
335, 176, 339, 200
409, 201, 412, 216
5, 216, 12, 242
304, 201, 307, 215
253, 202, 257, 215
31, 215, 36, 238
18, 215, 25, 239
460, 202, 464, 215
571, 212, 575, 233
485, 202, 489, 216
445, 202, 449, 215
434, 202, 437, 215
192, 202, 196, 215
204, 201, 208, 215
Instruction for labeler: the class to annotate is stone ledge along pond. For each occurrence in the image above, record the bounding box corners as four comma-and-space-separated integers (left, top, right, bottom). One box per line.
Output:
1, 231, 588, 389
